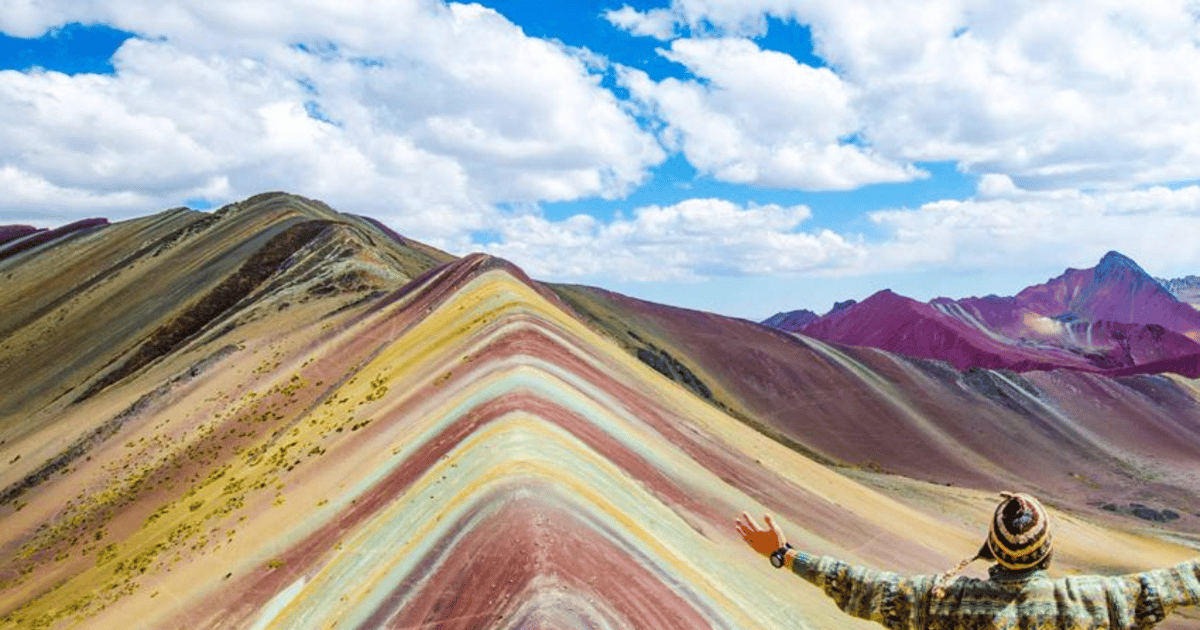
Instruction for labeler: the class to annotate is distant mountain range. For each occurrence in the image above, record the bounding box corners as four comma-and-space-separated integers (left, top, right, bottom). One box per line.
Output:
765, 251, 1200, 376
1158, 275, 1200, 305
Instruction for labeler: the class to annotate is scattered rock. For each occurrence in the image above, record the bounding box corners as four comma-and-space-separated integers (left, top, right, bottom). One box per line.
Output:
1102, 502, 1183, 522
635, 344, 712, 401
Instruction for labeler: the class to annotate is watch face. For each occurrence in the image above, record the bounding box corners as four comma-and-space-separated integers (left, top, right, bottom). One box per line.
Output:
770, 551, 785, 568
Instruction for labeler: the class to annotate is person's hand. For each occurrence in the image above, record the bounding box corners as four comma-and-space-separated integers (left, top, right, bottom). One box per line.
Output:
735, 511, 787, 556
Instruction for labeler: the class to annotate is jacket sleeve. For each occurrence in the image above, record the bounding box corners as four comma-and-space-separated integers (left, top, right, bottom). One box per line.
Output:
791, 552, 933, 630
1128, 559, 1200, 624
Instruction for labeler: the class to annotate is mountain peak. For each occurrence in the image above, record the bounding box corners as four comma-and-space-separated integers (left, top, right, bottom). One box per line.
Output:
862, 288, 910, 305
1095, 250, 1150, 279
762, 309, 818, 331
1091, 250, 1179, 304
830, 299, 857, 313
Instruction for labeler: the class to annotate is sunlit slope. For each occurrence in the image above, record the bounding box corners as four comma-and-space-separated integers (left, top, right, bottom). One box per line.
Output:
0, 248, 994, 630
0, 192, 451, 425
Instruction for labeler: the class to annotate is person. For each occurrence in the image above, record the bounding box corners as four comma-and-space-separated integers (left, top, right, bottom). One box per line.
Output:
736, 492, 1200, 629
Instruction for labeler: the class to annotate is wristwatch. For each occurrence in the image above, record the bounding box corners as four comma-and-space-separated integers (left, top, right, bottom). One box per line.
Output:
769, 543, 793, 568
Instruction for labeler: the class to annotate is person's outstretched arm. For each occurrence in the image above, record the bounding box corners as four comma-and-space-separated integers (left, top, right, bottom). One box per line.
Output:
1126, 558, 1200, 624
736, 512, 932, 630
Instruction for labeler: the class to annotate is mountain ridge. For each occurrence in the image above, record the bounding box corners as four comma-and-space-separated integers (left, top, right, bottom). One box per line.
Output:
1159, 275, 1200, 306
767, 251, 1200, 376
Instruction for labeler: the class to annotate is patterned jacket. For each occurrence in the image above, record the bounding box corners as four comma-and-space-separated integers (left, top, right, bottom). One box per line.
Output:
791, 553, 1200, 629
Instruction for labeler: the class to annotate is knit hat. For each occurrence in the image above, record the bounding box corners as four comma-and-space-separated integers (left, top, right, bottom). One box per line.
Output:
934, 492, 1052, 594
985, 492, 1052, 570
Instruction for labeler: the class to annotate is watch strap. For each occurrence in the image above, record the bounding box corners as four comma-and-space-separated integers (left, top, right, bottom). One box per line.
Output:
770, 543, 793, 568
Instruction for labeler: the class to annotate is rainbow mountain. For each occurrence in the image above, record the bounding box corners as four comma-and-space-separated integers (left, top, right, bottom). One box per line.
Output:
2, 193, 1198, 629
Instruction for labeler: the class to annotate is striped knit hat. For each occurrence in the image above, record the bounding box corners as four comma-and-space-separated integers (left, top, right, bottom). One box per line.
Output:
984, 492, 1052, 570
935, 492, 1052, 594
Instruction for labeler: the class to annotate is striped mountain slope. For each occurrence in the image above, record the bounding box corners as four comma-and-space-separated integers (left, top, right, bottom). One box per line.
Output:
1, 194, 1197, 629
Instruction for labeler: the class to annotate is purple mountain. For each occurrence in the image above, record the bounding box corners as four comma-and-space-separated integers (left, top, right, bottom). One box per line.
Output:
1013, 251, 1198, 329
770, 251, 1200, 376
762, 308, 819, 330
0, 225, 39, 247
0, 218, 109, 262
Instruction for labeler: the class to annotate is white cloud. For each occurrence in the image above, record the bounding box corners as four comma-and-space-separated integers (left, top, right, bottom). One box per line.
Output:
614, 0, 1200, 191
474, 183, 1200, 315
0, 1, 664, 246
604, 5, 677, 40
621, 37, 920, 190
481, 198, 865, 281
867, 184, 1200, 275
0, 166, 154, 222
975, 173, 1022, 199
6, 0, 1200, 302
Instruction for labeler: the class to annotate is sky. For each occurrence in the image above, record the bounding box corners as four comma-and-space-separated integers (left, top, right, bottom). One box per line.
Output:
2, 1, 1200, 320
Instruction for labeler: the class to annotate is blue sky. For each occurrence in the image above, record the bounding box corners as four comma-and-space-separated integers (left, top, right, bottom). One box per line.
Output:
2, 1, 1200, 320
0, 23, 131, 74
